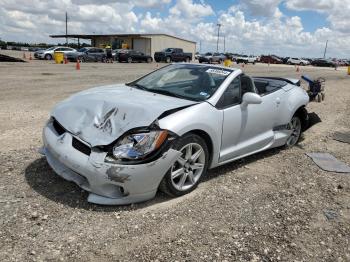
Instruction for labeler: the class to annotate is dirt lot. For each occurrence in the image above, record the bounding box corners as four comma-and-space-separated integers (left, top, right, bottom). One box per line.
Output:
1, 50, 350, 261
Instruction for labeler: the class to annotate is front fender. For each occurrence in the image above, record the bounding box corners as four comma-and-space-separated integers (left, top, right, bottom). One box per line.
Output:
158, 102, 223, 168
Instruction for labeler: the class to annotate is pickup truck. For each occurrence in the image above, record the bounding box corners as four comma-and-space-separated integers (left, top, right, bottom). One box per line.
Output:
198, 52, 226, 64
154, 48, 193, 63
235, 55, 257, 64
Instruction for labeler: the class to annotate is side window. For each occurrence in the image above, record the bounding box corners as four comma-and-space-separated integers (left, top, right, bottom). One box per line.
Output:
216, 76, 241, 109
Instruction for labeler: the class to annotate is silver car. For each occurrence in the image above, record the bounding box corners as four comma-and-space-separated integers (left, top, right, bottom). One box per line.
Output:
41, 64, 310, 205
35, 46, 76, 60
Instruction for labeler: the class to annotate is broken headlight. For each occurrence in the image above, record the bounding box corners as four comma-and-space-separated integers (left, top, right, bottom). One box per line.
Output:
112, 130, 168, 160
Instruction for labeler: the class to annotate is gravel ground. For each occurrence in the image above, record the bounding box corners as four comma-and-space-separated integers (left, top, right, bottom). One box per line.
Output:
1, 50, 350, 261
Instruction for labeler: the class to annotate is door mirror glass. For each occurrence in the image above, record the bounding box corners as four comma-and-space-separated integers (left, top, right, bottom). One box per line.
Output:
242, 92, 262, 106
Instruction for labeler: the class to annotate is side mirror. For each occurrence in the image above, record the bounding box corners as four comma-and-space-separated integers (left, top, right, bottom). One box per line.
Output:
242, 92, 262, 106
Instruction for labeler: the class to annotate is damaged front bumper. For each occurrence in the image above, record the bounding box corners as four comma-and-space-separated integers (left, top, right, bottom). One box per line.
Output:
40, 121, 181, 205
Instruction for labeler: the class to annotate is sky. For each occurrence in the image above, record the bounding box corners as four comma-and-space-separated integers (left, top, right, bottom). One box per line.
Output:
1, 0, 350, 58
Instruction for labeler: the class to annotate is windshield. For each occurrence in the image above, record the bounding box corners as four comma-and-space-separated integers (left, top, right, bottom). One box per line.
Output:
46, 47, 56, 51
129, 64, 233, 101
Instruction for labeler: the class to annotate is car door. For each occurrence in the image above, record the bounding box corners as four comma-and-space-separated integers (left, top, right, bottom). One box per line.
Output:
172, 49, 182, 62
96, 49, 105, 61
134, 51, 142, 62
219, 75, 280, 162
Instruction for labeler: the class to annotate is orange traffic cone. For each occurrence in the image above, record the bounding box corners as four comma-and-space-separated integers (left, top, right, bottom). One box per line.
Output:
296, 66, 300, 72
76, 59, 80, 70
242, 63, 245, 68
23, 52, 26, 59
156, 63, 159, 68
64, 56, 68, 64
29, 53, 32, 60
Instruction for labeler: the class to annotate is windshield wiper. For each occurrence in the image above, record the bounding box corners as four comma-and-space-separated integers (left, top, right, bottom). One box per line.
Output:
147, 88, 197, 101
126, 83, 148, 90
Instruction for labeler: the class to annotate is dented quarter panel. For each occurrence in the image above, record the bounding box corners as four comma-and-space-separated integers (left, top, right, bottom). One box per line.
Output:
51, 84, 196, 146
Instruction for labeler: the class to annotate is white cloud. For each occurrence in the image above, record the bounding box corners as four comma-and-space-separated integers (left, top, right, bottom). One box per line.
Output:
169, 0, 214, 19
240, 0, 282, 17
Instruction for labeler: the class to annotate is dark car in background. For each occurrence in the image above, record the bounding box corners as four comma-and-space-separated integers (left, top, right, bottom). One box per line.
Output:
311, 59, 336, 67
65, 47, 106, 62
260, 55, 283, 64
118, 50, 153, 63
154, 48, 192, 63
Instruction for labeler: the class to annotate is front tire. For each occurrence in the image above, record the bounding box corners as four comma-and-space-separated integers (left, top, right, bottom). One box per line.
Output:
286, 116, 302, 147
159, 134, 209, 197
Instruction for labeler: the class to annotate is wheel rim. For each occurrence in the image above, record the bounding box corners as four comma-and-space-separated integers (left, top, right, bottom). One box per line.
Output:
128, 57, 132, 63
170, 143, 205, 191
166, 57, 170, 63
286, 117, 301, 146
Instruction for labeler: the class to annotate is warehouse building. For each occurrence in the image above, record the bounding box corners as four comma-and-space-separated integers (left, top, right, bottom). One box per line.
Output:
50, 33, 196, 58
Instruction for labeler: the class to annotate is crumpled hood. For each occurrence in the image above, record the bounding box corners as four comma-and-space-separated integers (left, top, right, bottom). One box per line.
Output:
52, 84, 195, 146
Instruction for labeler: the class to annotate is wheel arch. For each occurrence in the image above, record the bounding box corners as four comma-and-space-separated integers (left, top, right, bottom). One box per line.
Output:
182, 129, 214, 167
293, 105, 309, 131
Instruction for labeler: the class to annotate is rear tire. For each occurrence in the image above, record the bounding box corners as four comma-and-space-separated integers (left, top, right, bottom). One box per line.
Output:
159, 134, 209, 197
285, 116, 302, 147
45, 54, 52, 60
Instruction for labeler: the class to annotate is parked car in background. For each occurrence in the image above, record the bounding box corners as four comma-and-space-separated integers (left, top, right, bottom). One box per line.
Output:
119, 50, 153, 63
65, 47, 106, 62
154, 48, 192, 63
41, 63, 310, 205
260, 55, 283, 64
311, 59, 336, 67
34, 46, 76, 60
236, 55, 257, 64
287, 57, 310, 66
198, 52, 226, 64
112, 49, 127, 61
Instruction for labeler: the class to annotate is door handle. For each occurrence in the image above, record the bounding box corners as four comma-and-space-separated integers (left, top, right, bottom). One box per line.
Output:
275, 98, 281, 105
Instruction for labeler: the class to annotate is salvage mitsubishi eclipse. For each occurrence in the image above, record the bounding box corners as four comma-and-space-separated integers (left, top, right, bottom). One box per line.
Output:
40, 63, 310, 205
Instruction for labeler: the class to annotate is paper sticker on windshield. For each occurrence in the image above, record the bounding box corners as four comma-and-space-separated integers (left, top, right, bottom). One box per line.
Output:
206, 68, 231, 76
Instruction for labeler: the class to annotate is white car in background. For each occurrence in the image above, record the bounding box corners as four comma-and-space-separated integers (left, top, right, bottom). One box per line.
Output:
287, 57, 310, 66
34, 46, 76, 60
235, 55, 257, 64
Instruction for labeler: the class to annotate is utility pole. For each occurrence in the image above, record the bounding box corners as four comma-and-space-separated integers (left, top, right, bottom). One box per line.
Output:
216, 23, 221, 52
223, 35, 225, 53
65, 12, 68, 45
323, 40, 328, 59
199, 40, 202, 53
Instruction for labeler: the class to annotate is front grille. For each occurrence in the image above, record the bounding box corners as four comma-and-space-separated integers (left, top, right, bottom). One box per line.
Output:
52, 119, 66, 135
72, 137, 91, 156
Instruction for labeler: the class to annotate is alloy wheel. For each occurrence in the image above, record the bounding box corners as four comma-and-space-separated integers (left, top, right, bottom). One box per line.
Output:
286, 116, 301, 146
170, 143, 205, 191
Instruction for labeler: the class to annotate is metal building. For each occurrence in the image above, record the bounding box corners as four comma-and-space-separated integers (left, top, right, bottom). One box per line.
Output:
50, 33, 196, 58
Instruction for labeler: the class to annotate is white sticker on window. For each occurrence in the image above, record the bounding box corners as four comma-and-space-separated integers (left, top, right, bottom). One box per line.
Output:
206, 68, 231, 76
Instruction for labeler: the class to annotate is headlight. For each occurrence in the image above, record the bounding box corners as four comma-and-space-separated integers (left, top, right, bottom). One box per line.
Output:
112, 130, 168, 160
